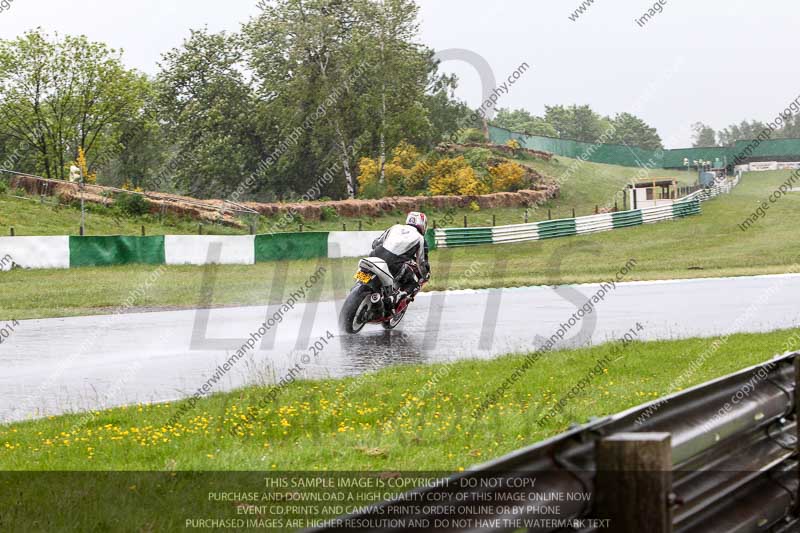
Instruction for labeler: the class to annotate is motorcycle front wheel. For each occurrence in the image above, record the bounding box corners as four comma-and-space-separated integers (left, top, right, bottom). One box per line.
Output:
339, 285, 374, 334
382, 307, 407, 330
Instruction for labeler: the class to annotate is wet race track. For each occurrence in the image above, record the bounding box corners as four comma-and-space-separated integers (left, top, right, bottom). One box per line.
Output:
2, 274, 800, 422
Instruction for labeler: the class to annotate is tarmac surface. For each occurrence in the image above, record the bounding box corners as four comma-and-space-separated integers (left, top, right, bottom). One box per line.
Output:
2, 273, 799, 422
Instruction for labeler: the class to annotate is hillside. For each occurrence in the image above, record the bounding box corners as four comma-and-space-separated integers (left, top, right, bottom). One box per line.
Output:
0, 153, 695, 237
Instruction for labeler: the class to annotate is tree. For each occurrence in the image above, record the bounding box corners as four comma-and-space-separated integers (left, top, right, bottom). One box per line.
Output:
245, 0, 373, 199
0, 29, 149, 180
691, 122, 717, 147
494, 108, 557, 137
718, 119, 773, 145
607, 112, 663, 150
544, 104, 605, 143
244, 0, 454, 199
156, 29, 264, 198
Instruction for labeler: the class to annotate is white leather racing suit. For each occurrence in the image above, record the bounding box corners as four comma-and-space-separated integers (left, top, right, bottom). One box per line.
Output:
371, 224, 430, 286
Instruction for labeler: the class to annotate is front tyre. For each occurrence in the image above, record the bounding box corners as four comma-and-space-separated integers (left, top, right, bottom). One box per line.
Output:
340, 285, 374, 334
382, 307, 407, 330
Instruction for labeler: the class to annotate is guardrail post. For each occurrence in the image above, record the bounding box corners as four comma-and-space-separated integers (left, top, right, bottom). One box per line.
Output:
795, 356, 800, 515
596, 432, 672, 533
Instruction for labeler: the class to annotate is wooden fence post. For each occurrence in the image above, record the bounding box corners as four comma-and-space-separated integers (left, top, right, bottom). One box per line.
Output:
141, 225, 146, 236
463, 215, 467, 228
595, 432, 672, 533
198, 224, 203, 235
524, 209, 529, 223
9, 227, 14, 237
358, 220, 362, 231
492, 214, 496, 227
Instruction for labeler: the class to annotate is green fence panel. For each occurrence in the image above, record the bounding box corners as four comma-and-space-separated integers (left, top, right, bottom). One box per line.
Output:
672, 199, 701, 218
731, 138, 800, 163
537, 219, 577, 240
489, 125, 663, 168
611, 210, 643, 229
69, 236, 165, 267
662, 147, 733, 169
492, 124, 800, 168
441, 228, 493, 247
255, 232, 329, 262
424, 228, 437, 251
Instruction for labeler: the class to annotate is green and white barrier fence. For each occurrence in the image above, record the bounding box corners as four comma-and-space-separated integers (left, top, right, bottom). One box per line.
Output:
0, 230, 438, 271
435, 177, 739, 249
0, 178, 739, 270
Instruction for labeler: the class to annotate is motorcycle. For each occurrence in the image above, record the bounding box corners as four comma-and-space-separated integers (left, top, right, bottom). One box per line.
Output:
339, 257, 427, 334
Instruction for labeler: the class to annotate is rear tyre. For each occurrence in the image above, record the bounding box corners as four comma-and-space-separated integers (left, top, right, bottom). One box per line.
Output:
340, 285, 374, 334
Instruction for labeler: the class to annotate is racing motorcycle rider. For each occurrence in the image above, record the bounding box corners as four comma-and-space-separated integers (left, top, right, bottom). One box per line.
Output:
370, 212, 431, 309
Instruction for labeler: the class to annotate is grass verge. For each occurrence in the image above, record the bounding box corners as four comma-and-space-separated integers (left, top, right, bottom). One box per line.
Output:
1, 327, 798, 471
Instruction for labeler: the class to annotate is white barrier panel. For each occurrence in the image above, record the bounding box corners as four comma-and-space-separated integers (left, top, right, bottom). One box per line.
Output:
164, 235, 255, 265
749, 162, 779, 172
327, 231, 384, 259
0, 236, 70, 270
492, 222, 540, 244
575, 213, 614, 235
641, 204, 675, 224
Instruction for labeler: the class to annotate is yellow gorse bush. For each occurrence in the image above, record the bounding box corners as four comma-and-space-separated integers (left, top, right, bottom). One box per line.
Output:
488, 161, 527, 192
357, 141, 528, 197
75, 147, 97, 184
428, 157, 488, 196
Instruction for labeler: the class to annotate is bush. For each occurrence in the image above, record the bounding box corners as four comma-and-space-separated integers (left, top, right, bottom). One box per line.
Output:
320, 205, 338, 221
463, 148, 492, 170
459, 128, 487, 144
0, 180, 7, 195
505, 139, 522, 151
114, 192, 150, 217
488, 162, 527, 192
428, 157, 488, 196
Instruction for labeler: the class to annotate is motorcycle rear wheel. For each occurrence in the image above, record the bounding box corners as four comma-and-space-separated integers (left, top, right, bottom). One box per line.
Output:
340, 285, 374, 334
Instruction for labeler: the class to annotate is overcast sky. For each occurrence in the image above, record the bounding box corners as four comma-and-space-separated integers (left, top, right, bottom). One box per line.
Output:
0, 0, 796, 147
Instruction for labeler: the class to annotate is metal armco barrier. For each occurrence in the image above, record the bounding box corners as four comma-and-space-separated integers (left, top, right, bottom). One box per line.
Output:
435, 176, 739, 249
310, 351, 800, 533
